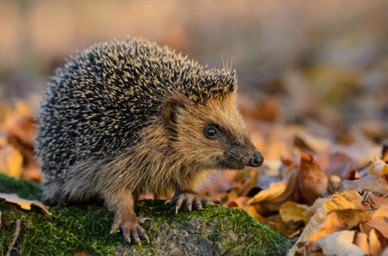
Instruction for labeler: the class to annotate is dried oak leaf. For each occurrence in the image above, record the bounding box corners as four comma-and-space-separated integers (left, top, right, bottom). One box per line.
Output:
0, 193, 52, 215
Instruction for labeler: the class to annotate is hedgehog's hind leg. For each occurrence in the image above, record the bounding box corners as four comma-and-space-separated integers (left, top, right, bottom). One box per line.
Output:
41, 179, 65, 206
105, 191, 149, 244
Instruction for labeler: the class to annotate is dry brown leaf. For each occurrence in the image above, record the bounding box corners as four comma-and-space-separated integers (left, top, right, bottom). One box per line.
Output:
314, 230, 365, 256
369, 193, 388, 208
301, 199, 327, 235
382, 141, 388, 163
0, 143, 23, 178
224, 196, 249, 208
317, 152, 355, 180
264, 214, 302, 238
289, 198, 328, 256
340, 173, 388, 196
324, 190, 363, 213
279, 201, 309, 224
308, 212, 347, 242
243, 204, 264, 221
369, 228, 387, 256
325, 191, 371, 229
294, 131, 332, 154
298, 153, 328, 204
0, 193, 51, 215
247, 168, 300, 215
277, 201, 309, 238
355, 232, 369, 255
227, 187, 240, 202
369, 205, 388, 239
369, 158, 388, 182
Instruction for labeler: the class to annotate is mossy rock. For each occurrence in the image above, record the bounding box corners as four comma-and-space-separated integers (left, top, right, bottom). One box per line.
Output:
0, 174, 290, 255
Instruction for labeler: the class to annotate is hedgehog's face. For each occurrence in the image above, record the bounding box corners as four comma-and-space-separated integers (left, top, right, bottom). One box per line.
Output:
162, 91, 264, 171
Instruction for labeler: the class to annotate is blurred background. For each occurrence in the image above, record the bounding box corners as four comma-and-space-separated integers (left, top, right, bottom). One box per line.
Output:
0, 0, 387, 141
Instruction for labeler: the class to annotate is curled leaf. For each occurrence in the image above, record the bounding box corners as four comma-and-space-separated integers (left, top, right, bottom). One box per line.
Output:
0, 193, 52, 215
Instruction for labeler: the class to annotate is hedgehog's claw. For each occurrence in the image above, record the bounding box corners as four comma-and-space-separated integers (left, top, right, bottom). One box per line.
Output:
110, 209, 149, 244
168, 191, 213, 213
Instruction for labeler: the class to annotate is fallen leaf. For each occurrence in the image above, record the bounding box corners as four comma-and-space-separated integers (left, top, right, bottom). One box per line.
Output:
279, 201, 309, 224
248, 168, 300, 215
0, 193, 51, 215
314, 230, 365, 256
289, 198, 328, 256
294, 131, 332, 154
354, 232, 369, 255
317, 152, 355, 180
225, 196, 249, 208
244, 204, 264, 221
298, 153, 328, 204
0, 143, 23, 178
369, 205, 388, 239
339, 173, 388, 196
382, 140, 388, 163
324, 191, 371, 229
308, 212, 347, 242
369, 193, 388, 208
369, 158, 388, 182
264, 214, 302, 238
324, 190, 363, 213
369, 228, 387, 256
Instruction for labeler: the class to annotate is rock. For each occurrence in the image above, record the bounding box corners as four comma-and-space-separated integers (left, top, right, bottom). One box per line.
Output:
0, 174, 290, 255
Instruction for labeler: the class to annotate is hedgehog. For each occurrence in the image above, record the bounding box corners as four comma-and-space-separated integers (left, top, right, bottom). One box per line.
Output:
35, 38, 264, 244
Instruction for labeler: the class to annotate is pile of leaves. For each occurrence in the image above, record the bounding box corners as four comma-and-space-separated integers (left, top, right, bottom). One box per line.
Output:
197, 115, 388, 255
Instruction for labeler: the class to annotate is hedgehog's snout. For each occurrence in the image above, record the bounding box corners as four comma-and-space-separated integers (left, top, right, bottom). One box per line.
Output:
247, 149, 264, 167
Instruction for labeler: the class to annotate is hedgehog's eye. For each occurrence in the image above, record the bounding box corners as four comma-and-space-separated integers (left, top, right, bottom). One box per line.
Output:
204, 125, 218, 139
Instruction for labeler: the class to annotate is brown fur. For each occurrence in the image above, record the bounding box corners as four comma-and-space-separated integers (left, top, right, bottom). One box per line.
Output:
42, 92, 248, 207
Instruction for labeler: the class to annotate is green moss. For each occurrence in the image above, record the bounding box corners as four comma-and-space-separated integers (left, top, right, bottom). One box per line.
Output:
0, 174, 290, 255
0, 174, 41, 199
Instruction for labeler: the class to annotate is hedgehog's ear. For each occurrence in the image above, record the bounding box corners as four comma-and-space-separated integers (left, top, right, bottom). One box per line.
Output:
162, 96, 186, 129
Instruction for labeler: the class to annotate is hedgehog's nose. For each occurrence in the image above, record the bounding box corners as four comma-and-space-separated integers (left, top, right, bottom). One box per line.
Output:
248, 150, 264, 167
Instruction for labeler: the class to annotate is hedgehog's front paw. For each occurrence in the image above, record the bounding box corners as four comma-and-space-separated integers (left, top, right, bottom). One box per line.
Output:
167, 191, 213, 213
110, 210, 149, 244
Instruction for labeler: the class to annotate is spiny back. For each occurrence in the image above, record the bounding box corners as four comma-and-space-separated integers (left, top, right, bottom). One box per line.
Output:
35, 38, 237, 180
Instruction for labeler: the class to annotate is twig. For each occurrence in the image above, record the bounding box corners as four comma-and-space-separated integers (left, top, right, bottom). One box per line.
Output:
6, 219, 21, 256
